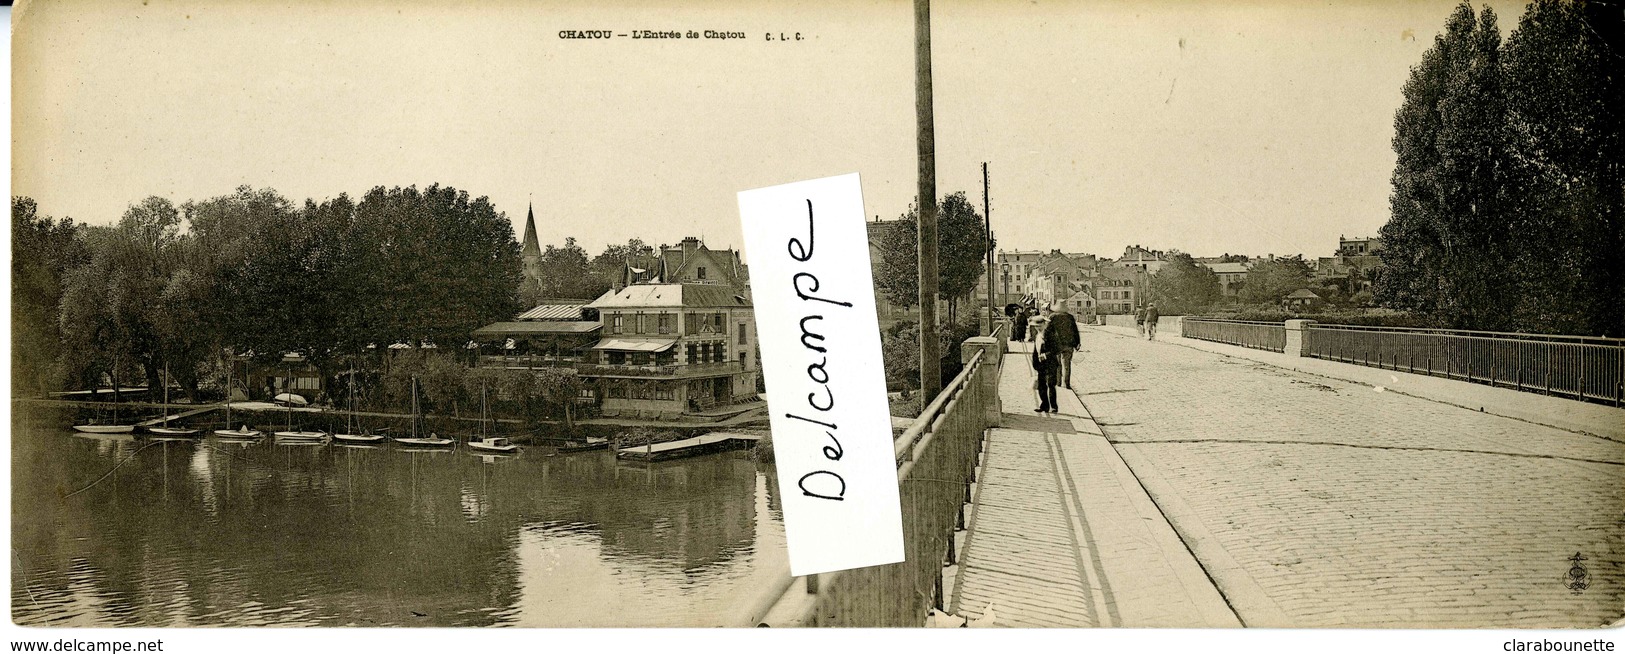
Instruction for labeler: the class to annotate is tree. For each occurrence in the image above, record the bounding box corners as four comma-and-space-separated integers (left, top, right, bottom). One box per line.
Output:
875, 192, 991, 322
1502, 0, 1625, 335
1377, 3, 1515, 330
589, 238, 656, 294
11, 197, 88, 396
530, 237, 599, 300
1240, 256, 1314, 305
1148, 252, 1220, 314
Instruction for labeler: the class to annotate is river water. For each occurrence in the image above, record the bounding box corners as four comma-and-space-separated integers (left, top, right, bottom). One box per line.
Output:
10, 407, 787, 627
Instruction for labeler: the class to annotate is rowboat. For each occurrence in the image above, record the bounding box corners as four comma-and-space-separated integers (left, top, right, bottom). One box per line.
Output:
557, 437, 609, 453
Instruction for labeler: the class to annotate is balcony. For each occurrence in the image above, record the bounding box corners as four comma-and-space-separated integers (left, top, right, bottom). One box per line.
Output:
577, 360, 743, 379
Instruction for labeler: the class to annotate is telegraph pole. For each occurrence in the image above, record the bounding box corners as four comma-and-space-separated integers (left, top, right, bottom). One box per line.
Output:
915, 0, 941, 400
983, 162, 994, 336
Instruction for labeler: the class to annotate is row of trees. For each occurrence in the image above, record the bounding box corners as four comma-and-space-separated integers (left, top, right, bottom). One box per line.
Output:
1146, 252, 1362, 315
12, 185, 525, 400
1378, 0, 1623, 336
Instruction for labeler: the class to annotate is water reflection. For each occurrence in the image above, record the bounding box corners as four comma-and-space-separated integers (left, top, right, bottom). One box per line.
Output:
12, 407, 786, 627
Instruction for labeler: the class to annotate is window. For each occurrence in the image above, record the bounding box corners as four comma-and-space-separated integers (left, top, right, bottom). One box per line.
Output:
686, 343, 697, 363
700, 343, 711, 362
738, 323, 747, 344
697, 266, 707, 280
631, 352, 649, 365
635, 313, 645, 334
610, 314, 623, 334
655, 387, 674, 400
658, 313, 672, 334
716, 343, 726, 363
608, 351, 626, 365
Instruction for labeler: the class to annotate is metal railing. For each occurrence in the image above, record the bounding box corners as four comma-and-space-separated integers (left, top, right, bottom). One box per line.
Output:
1305, 323, 1625, 405
1182, 318, 1287, 353
476, 356, 741, 378
749, 344, 997, 627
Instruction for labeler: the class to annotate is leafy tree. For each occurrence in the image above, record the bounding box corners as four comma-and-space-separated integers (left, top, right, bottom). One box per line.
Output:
589, 238, 656, 293
1502, 0, 1625, 335
1377, 2, 1514, 330
875, 192, 990, 323
11, 197, 88, 396
1240, 256, 1314, 305
1148, 252, 1220, 315
534, 237, 601, 300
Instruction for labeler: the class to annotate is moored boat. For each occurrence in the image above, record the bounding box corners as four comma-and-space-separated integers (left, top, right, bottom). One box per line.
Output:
73, 423, 136, 434
214, 425, 263, 440
467, 437, 518, 454
557, 437, 608, 453
394, 378, 453, 448
143, 365, 200, 438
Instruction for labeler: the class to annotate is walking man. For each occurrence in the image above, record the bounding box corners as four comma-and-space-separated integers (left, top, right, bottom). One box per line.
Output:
1032, 316, 1060, 414
1145, 302, 1160, 340
1012, 305, 1029, 342
1135, 303, 1146, 336
1045, 301, 1080, 389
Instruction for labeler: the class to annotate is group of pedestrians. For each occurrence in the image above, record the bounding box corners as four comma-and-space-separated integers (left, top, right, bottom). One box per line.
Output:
1135, 302, 1160, 340
1016, 297, 1162, 413
1029, 302, 1079, 414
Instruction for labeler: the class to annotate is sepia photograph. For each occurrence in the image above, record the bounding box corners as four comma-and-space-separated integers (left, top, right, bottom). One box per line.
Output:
7, 0, 1623, 635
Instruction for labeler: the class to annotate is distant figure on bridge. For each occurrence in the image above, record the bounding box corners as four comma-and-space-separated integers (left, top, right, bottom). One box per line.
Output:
1012, 306, 1030, 342
1032, 315, 1060, 414
1135, 304, 1147, 336
1045, 302, 1081, 389
1145, 302, 1160, 340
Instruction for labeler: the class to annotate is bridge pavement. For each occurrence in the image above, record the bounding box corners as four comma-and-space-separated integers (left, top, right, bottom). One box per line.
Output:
1069, 325, 1625, 627
945, 345, 1239, 627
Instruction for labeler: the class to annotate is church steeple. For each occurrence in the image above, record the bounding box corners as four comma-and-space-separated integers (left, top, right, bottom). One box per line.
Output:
521, 202, 542, 285
521, 203, 541, 257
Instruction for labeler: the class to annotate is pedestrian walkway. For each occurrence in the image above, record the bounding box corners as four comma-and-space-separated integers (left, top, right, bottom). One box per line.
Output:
1071, 325, 1625, 628
947, 343, 1240, 628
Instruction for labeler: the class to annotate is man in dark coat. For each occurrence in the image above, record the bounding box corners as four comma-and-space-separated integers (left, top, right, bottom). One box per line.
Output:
1032, 316, 1060, 413
1045, 302, 1081, 388
1145, 302, 1160, 340
1012, 306, 1029, 342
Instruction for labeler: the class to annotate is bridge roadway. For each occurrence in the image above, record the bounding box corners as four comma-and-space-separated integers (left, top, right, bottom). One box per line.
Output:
952, 326, 1623, 628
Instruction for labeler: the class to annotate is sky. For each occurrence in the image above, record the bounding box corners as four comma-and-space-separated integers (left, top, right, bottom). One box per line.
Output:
12, 0, 1530, 263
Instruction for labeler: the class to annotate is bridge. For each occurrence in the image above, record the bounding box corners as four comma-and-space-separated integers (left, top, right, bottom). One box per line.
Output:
741, 317, 1624, 628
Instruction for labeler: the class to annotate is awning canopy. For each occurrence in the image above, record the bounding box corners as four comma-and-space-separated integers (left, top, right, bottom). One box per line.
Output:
590, 338, 678, 353
472, 321, 601, 337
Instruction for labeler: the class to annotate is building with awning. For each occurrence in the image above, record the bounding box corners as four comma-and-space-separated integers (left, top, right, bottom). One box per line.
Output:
472, 299, 602, 367
580, 282, 759, 418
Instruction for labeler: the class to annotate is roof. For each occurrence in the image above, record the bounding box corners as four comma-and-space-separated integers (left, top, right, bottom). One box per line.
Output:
521, 204, 541, 256
516, 301, 589, 321
472, 321, 601, 337
590, 338, 678, 353
1201, 262, 1250, 274
589, 283, 751, 309
1287, 288, 1323, 299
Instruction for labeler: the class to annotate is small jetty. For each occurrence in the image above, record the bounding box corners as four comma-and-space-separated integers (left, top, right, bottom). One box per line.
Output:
134, 405, 220, 428
615, 432, 763, 462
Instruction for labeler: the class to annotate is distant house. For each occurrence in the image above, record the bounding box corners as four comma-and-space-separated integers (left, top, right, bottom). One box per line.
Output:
1094, 267, 1140, 315
1284, 288, 1323, 309
1199, 261, 1251, 297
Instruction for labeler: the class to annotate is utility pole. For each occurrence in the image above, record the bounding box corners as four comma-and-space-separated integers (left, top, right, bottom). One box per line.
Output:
915, 0, 941, 400
983, 162, 994, 336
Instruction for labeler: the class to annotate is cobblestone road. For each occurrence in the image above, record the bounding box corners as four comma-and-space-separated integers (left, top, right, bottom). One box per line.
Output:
1070, 327, 1625, 628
